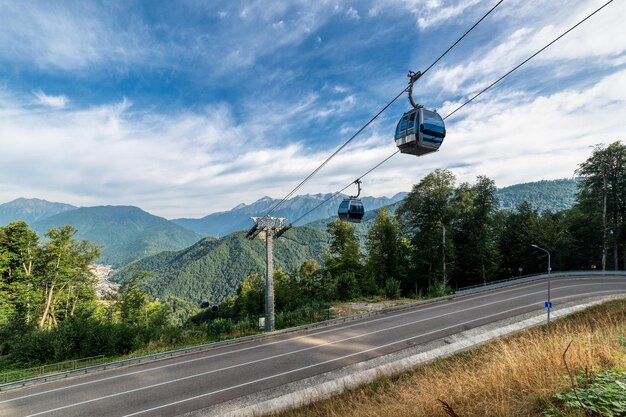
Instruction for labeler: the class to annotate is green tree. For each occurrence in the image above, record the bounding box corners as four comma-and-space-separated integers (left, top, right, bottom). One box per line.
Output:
397, 169, 456, 292
295, 259, 320, 299
576, 141, 626, 270
275, 269, 299, 311
497, 202, 572, 276
452, 176, 500, 287
559, 206, 602, 270
365, 208, 409, 294
322, 220, 362, 298
38, 226, 100, 329
118, 272, 151, 326
0, 222, 40, 326
235, 273, 264, 317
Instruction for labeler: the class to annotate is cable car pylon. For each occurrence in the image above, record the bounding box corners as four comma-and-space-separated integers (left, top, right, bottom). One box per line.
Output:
246, 215, 289, 332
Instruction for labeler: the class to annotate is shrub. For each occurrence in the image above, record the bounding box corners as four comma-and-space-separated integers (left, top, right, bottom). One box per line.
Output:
383, 279, 401, 299
545, 370, 626, 417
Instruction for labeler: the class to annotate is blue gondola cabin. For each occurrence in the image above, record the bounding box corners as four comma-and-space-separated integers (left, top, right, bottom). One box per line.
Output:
338, 198, 364, 223
394, 107, 446, 156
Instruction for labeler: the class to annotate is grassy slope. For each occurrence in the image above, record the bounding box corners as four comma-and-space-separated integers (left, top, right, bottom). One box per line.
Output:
277, 299, 626, 417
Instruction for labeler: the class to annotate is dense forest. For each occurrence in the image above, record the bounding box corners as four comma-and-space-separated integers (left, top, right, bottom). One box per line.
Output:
128, 178, 579, 305
0, 223, 198, 369
0, 141, 624, 371
115, 226, 330, 302
208, 142, 625, 325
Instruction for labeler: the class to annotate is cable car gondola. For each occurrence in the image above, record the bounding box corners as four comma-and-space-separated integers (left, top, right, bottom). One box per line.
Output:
338, 180, 364, 223
395, 71, 446, 156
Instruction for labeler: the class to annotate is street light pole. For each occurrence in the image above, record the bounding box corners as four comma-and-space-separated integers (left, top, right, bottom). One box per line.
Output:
531, 244, 551, 324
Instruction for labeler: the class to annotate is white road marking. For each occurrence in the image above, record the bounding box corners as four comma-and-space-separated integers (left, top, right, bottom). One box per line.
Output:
19, 283, 625, 417
0, 276, 567, 403
122, 289, 624, 417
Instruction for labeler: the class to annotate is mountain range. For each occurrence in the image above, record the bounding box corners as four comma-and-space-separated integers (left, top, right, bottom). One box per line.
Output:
31, 206, 203, 268
0, 178, 578, 270
171, 193, 408, 237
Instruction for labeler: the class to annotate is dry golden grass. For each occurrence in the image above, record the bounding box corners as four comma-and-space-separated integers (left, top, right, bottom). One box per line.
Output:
276, 299, 626, 417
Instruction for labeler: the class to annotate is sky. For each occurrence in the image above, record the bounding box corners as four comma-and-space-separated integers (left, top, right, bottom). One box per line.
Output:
1, 0, 625, 219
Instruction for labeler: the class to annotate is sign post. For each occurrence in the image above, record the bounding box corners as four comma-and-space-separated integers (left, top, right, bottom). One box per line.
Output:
532, 244, 552, 324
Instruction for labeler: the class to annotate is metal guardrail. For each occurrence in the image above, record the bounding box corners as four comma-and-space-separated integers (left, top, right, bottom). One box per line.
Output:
0, 297, 459, 391
1, 355, 105, 385
455, 270, 626, 296
1, 270, 625, 391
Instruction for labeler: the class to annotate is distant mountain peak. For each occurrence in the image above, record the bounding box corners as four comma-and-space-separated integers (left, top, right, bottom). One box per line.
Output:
172, 192, 409, 237
2, 197, 75, 208
31, 204, 202, 268
0, 197, 77, 226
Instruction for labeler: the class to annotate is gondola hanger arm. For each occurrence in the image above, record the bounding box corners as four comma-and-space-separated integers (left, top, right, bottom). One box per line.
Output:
351, 179, 362, 199
407, 70, 422, 109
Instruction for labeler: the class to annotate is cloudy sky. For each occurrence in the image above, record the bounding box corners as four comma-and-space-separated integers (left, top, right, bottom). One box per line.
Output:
1, 0, 625, 218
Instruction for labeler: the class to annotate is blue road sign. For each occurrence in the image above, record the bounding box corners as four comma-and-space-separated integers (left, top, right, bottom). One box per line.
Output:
544, 301, 553, 308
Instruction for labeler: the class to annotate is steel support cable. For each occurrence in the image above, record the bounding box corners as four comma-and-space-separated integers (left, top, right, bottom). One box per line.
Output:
263, 1, 505, 218
291, 150, 400, 226
287, 0, 614, 228
264, 87, 408, 217
443, 0, 614, 121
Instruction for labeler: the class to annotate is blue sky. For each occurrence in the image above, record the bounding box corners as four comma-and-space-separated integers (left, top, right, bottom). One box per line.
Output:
1, 0, 625, 218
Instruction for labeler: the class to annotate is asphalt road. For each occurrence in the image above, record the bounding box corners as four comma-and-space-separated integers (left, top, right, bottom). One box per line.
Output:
1, 275, 625, 417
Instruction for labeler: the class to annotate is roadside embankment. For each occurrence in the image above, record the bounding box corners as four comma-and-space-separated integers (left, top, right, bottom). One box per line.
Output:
275, 298, 626, 417
191, 296, 626, 417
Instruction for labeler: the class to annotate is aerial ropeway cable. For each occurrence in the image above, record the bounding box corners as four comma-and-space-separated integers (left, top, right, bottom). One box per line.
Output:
262, 0, 505, 219
287, 0, 615, 230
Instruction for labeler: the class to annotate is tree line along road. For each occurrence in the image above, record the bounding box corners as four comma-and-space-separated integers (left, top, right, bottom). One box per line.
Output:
1, 274, 625, 417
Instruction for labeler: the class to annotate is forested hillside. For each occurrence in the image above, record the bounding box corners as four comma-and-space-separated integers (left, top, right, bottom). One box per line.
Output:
306, 179, 577, 237
144, 176, 581, 303
495, 178, 577, 212
116, 226, 330, 302
32, 206, 202, 267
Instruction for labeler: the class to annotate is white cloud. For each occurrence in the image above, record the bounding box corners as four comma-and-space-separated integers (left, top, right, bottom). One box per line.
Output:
0, 3, 153, 71
371, 0, 483, 30
3, 68, 625, 218
423, 0, 626, 96
415, 0, 482, 29
33, 90, 69, 108
345, 6, 360, 20
1, 0, 625, 220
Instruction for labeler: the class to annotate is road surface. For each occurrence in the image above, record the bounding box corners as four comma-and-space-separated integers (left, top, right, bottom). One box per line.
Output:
1, 275, 625, 417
